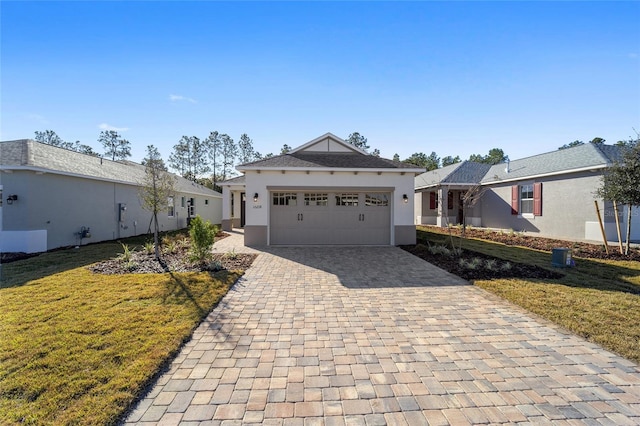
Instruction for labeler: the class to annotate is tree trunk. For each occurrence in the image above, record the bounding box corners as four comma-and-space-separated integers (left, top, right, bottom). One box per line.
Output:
154, 212, 161, 260
626, 203, 632, 256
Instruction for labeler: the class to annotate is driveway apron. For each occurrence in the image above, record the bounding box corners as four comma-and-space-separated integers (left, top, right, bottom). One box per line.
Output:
125, 233, 640, 425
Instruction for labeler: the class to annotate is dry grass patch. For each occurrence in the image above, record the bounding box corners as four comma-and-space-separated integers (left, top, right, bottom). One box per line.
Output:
0, 240, 243, 425
416, 227, 640, 364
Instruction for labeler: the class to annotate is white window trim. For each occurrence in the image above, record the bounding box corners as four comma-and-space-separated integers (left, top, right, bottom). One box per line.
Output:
168, 196, 175, 217
518, 182, 535, 218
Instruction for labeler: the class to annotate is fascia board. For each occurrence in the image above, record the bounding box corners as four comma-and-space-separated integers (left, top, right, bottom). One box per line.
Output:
238, 166, 425, 174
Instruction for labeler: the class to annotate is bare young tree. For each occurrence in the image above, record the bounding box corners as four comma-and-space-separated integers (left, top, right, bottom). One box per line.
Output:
596, 137, 640, 255
140, 145, 176, 261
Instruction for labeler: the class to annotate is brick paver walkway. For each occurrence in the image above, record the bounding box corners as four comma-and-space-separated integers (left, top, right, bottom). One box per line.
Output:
125, 230, 640, 425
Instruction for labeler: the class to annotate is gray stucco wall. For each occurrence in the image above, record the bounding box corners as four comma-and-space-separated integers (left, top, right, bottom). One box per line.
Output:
1, 171, 222, 251
480, 171, 610, 241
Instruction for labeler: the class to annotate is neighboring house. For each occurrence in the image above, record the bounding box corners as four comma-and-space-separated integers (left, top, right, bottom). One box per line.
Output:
415, 161, 491, 227
0, 139, 222, 253
219, 133, 424, 246
415, 143, 640, 243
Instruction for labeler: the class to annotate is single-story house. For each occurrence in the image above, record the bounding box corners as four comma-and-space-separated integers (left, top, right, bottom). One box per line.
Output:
0, 139, 222, 253
219, 133, 424, 246
415, 143, 640, 242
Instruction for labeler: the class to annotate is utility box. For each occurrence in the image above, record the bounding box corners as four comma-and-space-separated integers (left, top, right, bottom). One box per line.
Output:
552, 248, 573, 268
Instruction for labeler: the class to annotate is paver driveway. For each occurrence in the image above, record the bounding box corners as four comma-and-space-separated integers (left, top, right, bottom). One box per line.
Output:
125, 232, 640, 425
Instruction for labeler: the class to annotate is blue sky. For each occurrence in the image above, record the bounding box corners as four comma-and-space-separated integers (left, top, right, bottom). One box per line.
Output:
2, 1, 639, 165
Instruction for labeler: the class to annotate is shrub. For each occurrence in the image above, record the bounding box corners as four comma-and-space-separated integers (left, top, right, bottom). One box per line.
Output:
207, 260, 224, 272
485, 259, 498, 270
225, 249, 238, 260
117, 244, 134, 263
143, 241, 155, 255
428, 244, 451, 256
466, 257, 483, 270
163, 240, 178, 255
189, 215, 216, 263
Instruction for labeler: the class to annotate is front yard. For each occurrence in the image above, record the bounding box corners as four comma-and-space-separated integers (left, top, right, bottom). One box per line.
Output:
1, 227, 639, 424
413, 226, 640, 364
0, 234, 250, 425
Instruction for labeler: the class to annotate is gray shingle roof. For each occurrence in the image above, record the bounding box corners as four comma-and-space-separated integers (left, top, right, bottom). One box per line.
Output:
0, 139, 221, 197
219, 175, 245, 185
238, 152, 420, 170
415, 161, 491, 189
414, 144, 624, 189
481, 143, 620, 184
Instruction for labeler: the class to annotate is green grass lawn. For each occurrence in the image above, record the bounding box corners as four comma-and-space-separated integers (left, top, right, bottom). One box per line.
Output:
0, 237, 242, 425
417, 227, 640, 364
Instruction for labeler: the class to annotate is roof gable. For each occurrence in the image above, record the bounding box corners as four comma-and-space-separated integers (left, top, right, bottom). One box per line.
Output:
237, 132, 423, 172
290, 133, 366, 155
415, 161, 491, 189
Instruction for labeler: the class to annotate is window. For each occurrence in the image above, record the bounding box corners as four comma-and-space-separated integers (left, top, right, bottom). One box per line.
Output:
304, 193, 328, 206
520, 184, 534, 214
511, 183, 542, 216
168, 196, 175, 217
189, 198, 195, 216
365, 193, 389, 207
273, 192, 297, 206
336, 193, 359, 206
181, 197, 186, 208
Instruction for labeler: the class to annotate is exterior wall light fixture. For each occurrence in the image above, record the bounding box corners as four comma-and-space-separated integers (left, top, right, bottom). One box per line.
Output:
253, 193, 259, 202
6, 194, 18, 205
402, 194, 409, 203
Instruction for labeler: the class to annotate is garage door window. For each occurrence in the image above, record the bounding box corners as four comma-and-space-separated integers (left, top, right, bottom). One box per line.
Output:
336, 193, 359, 206
304, 193, 328, 206
365, 193, 389, 206
273, 192, 297, 206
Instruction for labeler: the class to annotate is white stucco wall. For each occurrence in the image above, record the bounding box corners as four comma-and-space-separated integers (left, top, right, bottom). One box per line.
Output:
244, 170, 416, 228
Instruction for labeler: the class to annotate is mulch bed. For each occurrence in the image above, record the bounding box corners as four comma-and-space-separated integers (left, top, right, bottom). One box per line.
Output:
88, 251, 257, 275
401, 243, 564, 281
424, 226, 640, 261
89, 233, 256, 274
408, 225, 639, 282
1, 232, 257, 274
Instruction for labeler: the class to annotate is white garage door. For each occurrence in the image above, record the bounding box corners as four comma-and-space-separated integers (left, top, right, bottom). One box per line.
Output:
270, 191, 391, 245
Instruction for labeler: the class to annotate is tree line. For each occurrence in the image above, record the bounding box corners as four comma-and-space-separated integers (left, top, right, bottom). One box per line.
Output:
34, 129, 132, 161
396, 148, 508, 171
33, 129, 635, 182
399, 135, 637, 172
558, 136, 635, 150
31, 130, 380, 191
